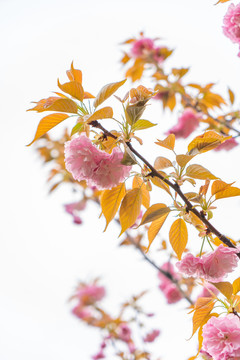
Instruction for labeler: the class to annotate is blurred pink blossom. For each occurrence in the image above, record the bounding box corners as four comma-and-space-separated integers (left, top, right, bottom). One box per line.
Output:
117, 323, 132, 343
76, 284, 106, 305
64, 134, 131, 190
143, 329, 160, 343
166, 108, 200, 139
214, 137, 238, 151
198, 282, 219, 299
72, 305, 92, 319
158, 262, 183, 304
92, 350, 105, 360
64, 200, 86, 225
223, 3, 240, 56
202, 314, 240, 360
131, 38, 154, 57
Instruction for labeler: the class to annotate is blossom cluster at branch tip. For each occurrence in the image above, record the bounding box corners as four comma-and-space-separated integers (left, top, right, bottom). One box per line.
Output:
131, 37, 164, 64
202, 314, 240, 360
166, 108, 200, 139
64, 134, 131, 190
158, 262, 183, 304
176, 245, 239, 282
223, 3, 240, 56
64, 199, 86, 225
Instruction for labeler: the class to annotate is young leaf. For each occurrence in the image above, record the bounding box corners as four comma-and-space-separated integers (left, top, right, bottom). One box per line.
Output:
155, 134, 175, 151
185, 164, 218, 180
192, 297, 215, 336
215, 0, 230, 4
154, 156, 173, 170
169, 218, 188, 260
228, 87, 235, 105
27, 113, 69, 146
132, 119, 157, 131
87, 107, 114, 122
176, 154, 195, 167
210, 282, 233, 299
150, 176, 172, 196
71, 122, 84, 135
215, 186, 240, 200
188, 131, 231, 155
119, 188, 142, 235
211, 180, 234, 196
233, 277, 240, 295
57, 79, 84, 101
132, 176, 150, 209
101, 183, 126, 231
28, 97, 78, 113
66, 62, 82, 83
147, 213, 169, 251
140, 203, 171, 226
94, 79, 127, 108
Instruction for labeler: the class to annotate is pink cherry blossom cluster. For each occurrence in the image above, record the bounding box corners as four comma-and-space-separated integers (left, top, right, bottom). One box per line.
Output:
166, 108, 200, 139
143, 329, 160, 343
202, 314, 240, 360
131, 37, 164, 64
64, 134, 131, 190
223, 3, 240, 56
158, 262, 183, 304
214, 137, 238, 151
176, 245, 239, 283
64, 199, 86, 224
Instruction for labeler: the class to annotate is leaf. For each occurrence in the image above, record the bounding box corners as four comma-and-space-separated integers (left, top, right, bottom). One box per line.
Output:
27, 113, 69, 146
66, 62, 82, 83
154, 156, 173, 170
147, 213, 169, 251
210, 282, 233, 299
192, 297, 215, 336
185, 164, 218, 180
233, 277, 240, 295
155, 134, 175, 150
176, 154, 195, 167
215, 0, 230, 4
87, 107, 114, 122
119, 188, 142, 235
132, 119, 157, 131
215, 186, 240, 200
101, 183, 126, 231
188, 131, 231, 155
228, 87, 235, 105
132, 176, 150, 209
140, 204, 171, 226
169, 218, 188, 260
57, 79, 84, 101
71, 122, 84, 135
94, 79, 126, 108
211, 180, 234, 196
150, 176, 172, 196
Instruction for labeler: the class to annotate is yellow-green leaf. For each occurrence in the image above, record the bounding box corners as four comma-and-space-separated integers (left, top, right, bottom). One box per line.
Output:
57, 79, 84, 101
132, 119, 157, 131
215, 186, 240, 200
185, 164, 218, 180
188, 131, 231, 155
154, 156, 173, 170
119, 188, 142, 235
27, 113, 69, 146
155, 134, 175, 151
101, 183, 126, 231
176, 154, 195, 167
211, 180, 234, 196
140, 203, 171, 226
233, 277, 240, 295
169, 218, 188, 259
147, 213, 169, 251
211, 282, 233, 299
87, 107, 114, 122
94, 79, 127, 108
132, 176, 150, 209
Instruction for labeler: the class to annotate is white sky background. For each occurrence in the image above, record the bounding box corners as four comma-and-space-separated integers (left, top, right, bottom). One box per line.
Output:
1, 0, 240, 359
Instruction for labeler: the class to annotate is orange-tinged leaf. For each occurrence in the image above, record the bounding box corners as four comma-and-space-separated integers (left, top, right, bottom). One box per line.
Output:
101, 183, 126, 231
132, 119, 157, 131
155, 134, 175, 151
29, 97, 79, 114
150, 176, 172, 196
176, 154, 195, 167
211, 180, 234, 196
211, 282, 233, 299
192, 297, 215, 336
215, 186, 240, 200
132, 176, 150, 209
126, 60, 144, 82
166, 94, 176, 111
84, 91, 95, 99
215, 0, 230, 4
66, 62, 82, 83
233, 277, 240, 295
119, 188, 142, 235
94, 79, 127, 108
154, 156, 173, 170
169, 218, 188, 260
188, 131, 231, 155
228, 87, 235, 105
185, 164, 218, 180
140, 203, 171, 226
87, 107, 114, 122
57, 79, 84, 101
27, 113, 69, 146
147, 213, 169, 251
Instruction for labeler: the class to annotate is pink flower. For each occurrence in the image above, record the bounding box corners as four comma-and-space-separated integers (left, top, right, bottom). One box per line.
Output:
153, 46, 164, 64
202, 315, 240, 360
176, 245, 239, 282
223, 3, 240, 56
131, 38, 154, 58
76, 284, 106, 305
64, 200, 86, 225
92, 350, 105, 360
214, 138, 238, 151
166, 108, 200, 139
117, 323, 132, 343
198, 282, 219, 299
199, 350, 213, 360
72, 305, 92, 319
143, 329, 160, 343
202, 245, 239, 283
64, 134, 131, 190
158, 262, 183, 304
